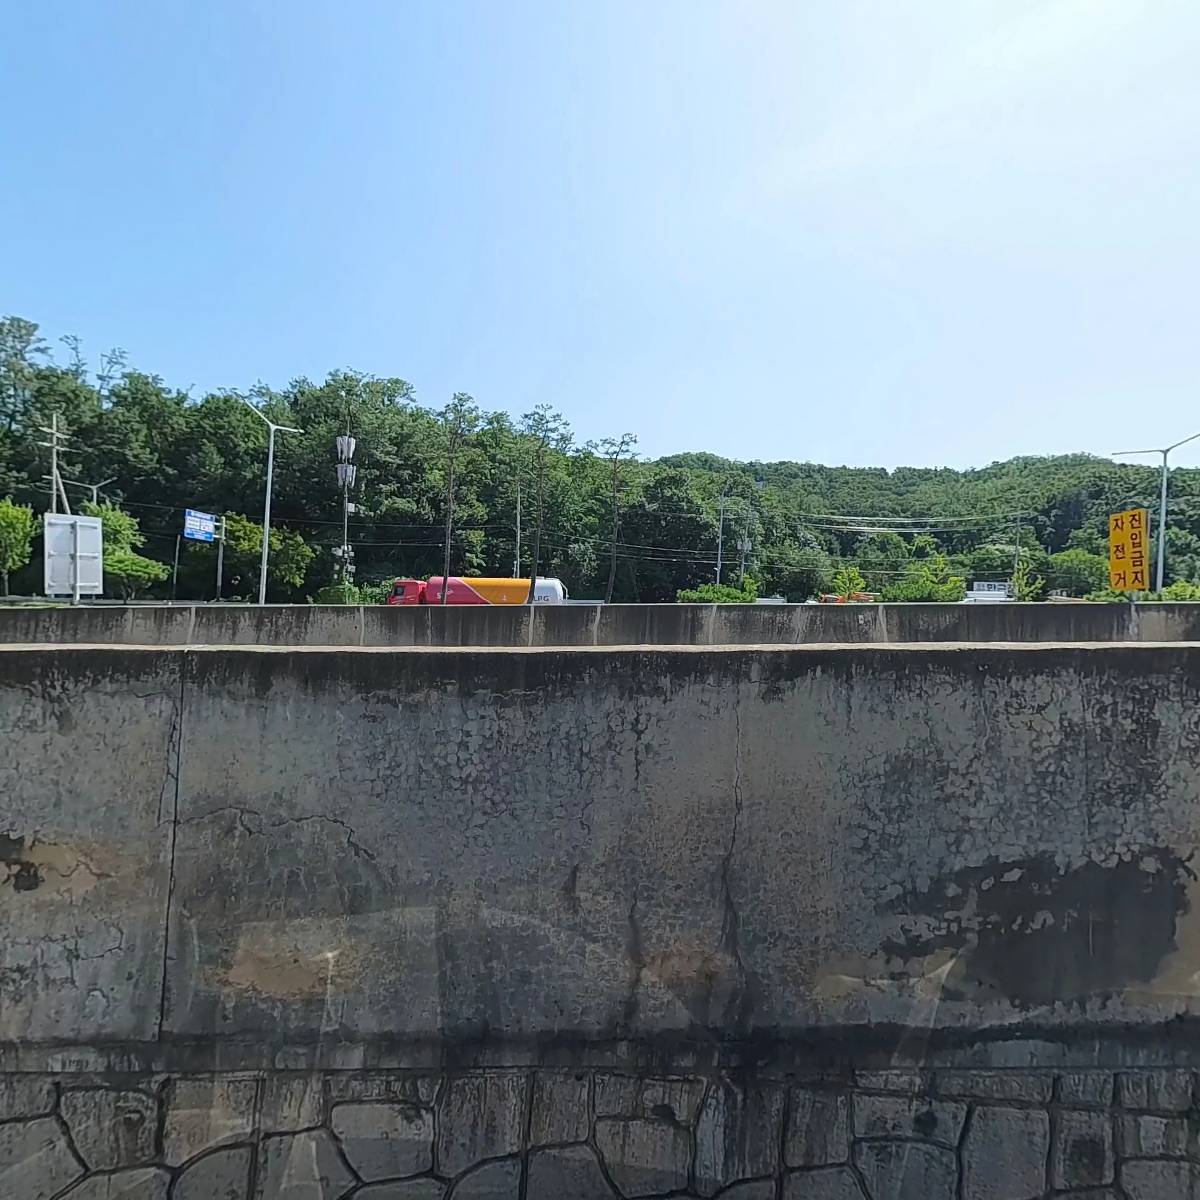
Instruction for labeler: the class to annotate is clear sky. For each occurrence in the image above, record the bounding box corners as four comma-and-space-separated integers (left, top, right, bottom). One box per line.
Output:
4, 1, 1200, 468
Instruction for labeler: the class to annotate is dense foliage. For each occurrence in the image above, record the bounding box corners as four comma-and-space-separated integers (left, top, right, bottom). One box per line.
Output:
2, 314, 1197, 602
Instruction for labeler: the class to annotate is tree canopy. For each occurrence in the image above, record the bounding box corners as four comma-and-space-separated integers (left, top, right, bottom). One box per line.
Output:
0, 313, 1193, 602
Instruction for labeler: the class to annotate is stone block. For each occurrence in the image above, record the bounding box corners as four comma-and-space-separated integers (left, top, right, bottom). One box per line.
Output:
854, 1070, 927, 1095
782, 1167, 868, 1199
1059, 1073, 1114, 1107
593, 1073, 640, 1117
852, 1094, 966, 1146
61, 1088, 157, 1169
356, 1183, 446, 1199
963, 1106, 1049, 1200
67, 1168, 171, 1199
450, 1157, 522, 1198
436, 1074, 529, 1177
530, 1073, 590, 1145
694, 1081, 784, 1195
936, 1071, 1053, 1104
0, 1076, 55, 1119
0, 1117, 83, 1200
1053, 1109, 1114, 1189
1122, 1158, 1200, 1200
331, 1101, 434, 1180
258, 1130, 356, 1200
785, 1090, 849, 1167
261, 1075, 323, 1131
327, 1074, 440, 1107
527, 1145, 616, 1198
641, 1076, 706, 1125
854, 1140, 956, 1200
163, 1077, 258, 1166
1118, 1071, 1196, 1113
1116, 1113, 1192, 1158
174, 1146, 252, 1200
718, 1184, 775, 1200
595, 1116, 691, 1197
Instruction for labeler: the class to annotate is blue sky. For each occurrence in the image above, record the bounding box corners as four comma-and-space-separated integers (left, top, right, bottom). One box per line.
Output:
4, 1, 1200, 468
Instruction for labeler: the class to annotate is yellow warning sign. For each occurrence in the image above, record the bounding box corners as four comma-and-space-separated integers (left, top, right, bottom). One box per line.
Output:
1108, 508, 1150, 591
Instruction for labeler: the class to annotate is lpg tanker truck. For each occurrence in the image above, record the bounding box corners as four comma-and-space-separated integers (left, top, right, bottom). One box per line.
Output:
386, 576, 568, 605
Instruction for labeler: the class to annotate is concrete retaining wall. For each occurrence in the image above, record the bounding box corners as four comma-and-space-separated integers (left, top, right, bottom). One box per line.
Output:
4, 599, 1200, 646
5, 643, 1200, 1197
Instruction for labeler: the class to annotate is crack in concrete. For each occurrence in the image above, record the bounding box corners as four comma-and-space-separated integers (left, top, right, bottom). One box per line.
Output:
622, 895, 645, 1031
718, 689, 747, 1023
180, 805, 378, 863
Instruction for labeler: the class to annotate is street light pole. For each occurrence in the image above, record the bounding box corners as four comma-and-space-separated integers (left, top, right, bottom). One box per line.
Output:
1112, 430, 1200, 593
240, 397, 302, 605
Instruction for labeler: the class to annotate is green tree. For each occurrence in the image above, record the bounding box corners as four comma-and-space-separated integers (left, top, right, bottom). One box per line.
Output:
519, 405, 572, 604
591, 432, 638, 604
80, 500, 171, 600
830, 564, 867, 598
218, 513, 315, 597
758, 533, 832, 601
82, 499, 144, 551
855, 532, 909, 591
882, 554, 967, 602
1011, 553, 1045, 601
1046, 548, 1107, 597
0, 498, 35, 595
434, 393, 482, 603
104, 548, 169, 600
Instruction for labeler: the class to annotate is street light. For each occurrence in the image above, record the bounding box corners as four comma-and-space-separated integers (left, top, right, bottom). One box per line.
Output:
1112, 430, 1200, 592
240, 397, 302, 605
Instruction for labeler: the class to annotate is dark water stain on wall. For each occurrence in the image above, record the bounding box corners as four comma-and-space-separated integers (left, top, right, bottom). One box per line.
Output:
0, 832, 41, 892
881, 850, 1193, 1006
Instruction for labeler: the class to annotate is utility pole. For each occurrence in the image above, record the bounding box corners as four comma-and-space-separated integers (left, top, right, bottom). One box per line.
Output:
513, 480, 521, 578
1113, 430, 1200, 592
38, 415, 74, 514
715, 493, 727, 584
1012, 514, 1021, 598
737, 500, 752, 588
336, 432, 357, 586
240, 397, 302, 605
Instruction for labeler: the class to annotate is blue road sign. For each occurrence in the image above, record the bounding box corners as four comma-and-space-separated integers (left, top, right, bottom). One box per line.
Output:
184, 508, 217, 542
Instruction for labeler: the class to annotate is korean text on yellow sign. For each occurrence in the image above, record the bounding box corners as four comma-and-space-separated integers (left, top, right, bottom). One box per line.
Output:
1108, 508, 1150, 591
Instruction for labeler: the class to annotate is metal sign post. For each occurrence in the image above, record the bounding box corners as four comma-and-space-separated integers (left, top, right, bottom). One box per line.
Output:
215, 515, 226, 601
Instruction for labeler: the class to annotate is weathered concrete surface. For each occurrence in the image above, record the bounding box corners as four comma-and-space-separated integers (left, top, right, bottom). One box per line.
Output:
5, 600, 1200, 647
0, 649, 178, 1043
5, 643, 1200, 1048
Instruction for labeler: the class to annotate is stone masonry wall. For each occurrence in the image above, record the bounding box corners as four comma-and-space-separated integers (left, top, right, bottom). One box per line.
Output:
6, 1065, 1200, 1198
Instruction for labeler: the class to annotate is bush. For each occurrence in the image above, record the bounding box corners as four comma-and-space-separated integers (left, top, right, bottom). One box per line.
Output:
676, 581, 758, 603
312, 582, 362, 604
357, 580, 393, 605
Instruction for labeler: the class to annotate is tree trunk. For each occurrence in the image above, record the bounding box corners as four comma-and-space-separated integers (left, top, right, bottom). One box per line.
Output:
527, 456, 543, 605
604, 483, 619, 604
1, 569, 7, 597
441, 455, 454, 604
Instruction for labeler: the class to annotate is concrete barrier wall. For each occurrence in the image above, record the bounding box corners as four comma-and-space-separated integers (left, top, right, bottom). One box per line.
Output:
5, 600, 1200, 646
6, 643, 1200, 1197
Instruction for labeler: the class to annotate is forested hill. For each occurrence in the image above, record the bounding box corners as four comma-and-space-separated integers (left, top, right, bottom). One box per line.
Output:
3, 315, 1198, 602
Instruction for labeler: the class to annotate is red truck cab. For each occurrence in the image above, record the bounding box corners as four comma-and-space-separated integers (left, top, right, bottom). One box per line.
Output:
387, 578, 425, 605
